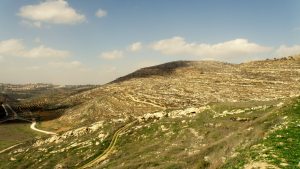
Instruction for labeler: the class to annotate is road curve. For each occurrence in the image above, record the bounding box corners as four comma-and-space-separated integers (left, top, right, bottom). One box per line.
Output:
30, 121, 57, 135
128, 95, 166, 109
80, 120, 137, 169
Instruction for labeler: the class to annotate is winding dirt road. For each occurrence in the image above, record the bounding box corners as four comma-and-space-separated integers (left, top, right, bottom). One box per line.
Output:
30, 121, 57, 135
80, 94, 163, 168
80, 120, 137, 169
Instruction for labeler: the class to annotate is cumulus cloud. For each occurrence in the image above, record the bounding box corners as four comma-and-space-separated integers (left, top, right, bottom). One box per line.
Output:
18, 0, 85, 26
151, 36, 272, 58
95, 9, 107, 18
0, 39, 70, 58
275, 45, 300, 57
100, 50, 123, 60
48, 60, 82, 69
0, 39, 24, 56
26, 45, 70, 58
128, 42, 142, 52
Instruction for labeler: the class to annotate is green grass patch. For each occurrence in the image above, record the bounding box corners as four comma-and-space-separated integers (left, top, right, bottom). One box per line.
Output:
222, 98, 300, 168
0, 122, 41, 149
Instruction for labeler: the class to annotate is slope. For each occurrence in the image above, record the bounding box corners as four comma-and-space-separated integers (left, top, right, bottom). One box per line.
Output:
0, 56, 299, 169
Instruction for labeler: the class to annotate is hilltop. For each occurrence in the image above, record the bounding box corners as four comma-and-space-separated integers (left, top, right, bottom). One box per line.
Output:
0, 56, 299, 169
55, 57, 299, 127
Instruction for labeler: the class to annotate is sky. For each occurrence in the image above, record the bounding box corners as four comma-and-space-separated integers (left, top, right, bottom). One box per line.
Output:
0, 0, 300, 85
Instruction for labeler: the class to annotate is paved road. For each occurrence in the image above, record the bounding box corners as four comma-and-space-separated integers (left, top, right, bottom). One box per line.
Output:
0, 104, 56, 155
80, 120, 137, 169
0, 103, 56, 135
30, 121, 57, 135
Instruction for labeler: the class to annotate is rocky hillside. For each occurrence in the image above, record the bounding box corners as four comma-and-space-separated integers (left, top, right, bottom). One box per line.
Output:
56, 57, 300, 127
0, 56, 299, 169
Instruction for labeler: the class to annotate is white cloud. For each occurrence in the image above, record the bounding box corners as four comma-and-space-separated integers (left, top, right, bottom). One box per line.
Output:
0, 39, 24, 56
100, 50, 123, 60
95, 9, 107, 18
275, 45, 300, 57
151, 36, 272, 58
48, 61, 82, 69
0, 39, 70, 58
128, 42, 142, 52
26, 45, 70, 58
18, 0, 85, 26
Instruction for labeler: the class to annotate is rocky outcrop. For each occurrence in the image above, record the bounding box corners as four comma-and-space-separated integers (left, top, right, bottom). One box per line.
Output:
33, 121, 104, 147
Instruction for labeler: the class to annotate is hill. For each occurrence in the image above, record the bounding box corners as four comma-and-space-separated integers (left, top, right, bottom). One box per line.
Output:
56, 57, 299, 127
0, 56, 299, 169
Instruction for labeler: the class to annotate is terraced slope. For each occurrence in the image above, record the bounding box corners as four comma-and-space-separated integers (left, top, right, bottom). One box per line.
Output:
56, 58, 300, 128
0, 57, 299, 169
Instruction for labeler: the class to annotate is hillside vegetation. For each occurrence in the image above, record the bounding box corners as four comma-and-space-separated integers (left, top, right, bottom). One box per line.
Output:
0, 56, 299, 169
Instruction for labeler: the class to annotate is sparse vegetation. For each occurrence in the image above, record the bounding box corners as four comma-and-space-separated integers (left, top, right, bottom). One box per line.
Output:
0, 58, 299, 168
221, 98, 300, 169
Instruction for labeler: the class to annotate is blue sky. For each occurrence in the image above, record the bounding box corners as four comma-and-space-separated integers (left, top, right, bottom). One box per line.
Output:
0, 0, 300, 84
